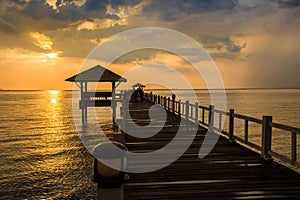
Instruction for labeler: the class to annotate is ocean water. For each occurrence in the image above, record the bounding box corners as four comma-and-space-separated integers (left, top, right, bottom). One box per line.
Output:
0, 91, 97, 199
0, 89, 300, 199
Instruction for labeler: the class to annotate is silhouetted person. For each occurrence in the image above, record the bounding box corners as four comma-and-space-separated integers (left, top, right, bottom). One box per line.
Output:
132, 89, 138, 102
137, 87, 144, 102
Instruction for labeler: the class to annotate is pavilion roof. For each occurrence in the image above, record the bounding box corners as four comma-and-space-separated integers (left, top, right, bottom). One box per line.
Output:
65, 65, 126, 83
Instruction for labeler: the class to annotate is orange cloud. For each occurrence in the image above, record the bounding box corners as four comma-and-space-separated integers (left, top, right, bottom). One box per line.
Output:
30, 32, 53, 50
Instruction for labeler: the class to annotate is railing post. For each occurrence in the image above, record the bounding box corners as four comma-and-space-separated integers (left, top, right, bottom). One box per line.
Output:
164, 96, 167, 109
185, 101, 190, 120
218, 114, 222, 132
244, 120, 249, 143
167, 97, 170, 111
202, 109, 205, 124
178, 100, 181, 116
172, 94, 176, 113
262, 116, 273, 161
208, 105, 215, 130
195, 102, 199, 125
229, 109, 235, 143
158, 95, 160, 104
121, 98, 128, 144
292, 132, 297, 163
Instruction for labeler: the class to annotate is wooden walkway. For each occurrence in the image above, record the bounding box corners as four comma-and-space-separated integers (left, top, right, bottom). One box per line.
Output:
122, 100, 300, 199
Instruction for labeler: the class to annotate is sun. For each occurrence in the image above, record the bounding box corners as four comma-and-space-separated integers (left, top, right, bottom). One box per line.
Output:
45, 53, 58, 59
49, 90, 59, 95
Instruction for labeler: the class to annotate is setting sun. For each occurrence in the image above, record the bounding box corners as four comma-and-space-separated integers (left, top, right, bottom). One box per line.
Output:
45, 53, 59, 59
49, 90, 59, 95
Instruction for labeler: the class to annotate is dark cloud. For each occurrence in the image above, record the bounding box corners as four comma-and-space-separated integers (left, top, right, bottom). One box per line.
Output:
274, 0, 300, 8
143, 0, 238, 20
203, 35, 246, 52
0, 17, 18, 34
220, 36, 246, 53
84, 0, 107, 11
22, 0, 56, 19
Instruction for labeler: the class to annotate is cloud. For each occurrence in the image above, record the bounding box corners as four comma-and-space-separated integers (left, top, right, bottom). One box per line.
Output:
142, 0, 238, 20
273, 0, 300, 8
222, 37, 247, 53
1, 0, 300, 89
0, 17, 18, 34
30, 32, 53, 50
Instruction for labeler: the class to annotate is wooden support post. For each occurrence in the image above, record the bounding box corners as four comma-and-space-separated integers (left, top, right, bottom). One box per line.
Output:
218, 114, 222, 132
112, 81, 116, 123
185, 101, 190, 120
84, 82, 88, 122
172, 94, 176, 114
150, 92, 153, 102
178, 100, 181, 116
292, 132, 297, 163
121, 98, 127, 144
82, 108, 85, 126
208, 105, 215, 130
112, 81, 115, 91
158, 95, 160, 104
262, 116, 273, 161
244, 120, 249, 143
195, 102, 199, 125
80, 82, 85, 126
229, 109, 235, 143
164, 96, 167, 108
167, 97, 170, 111
202, 109, 205, 124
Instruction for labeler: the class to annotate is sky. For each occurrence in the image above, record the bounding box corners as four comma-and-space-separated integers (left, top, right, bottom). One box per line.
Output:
0, 0, 300, 90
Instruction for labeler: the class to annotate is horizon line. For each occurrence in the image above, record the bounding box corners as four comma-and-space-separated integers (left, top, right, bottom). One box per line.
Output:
1, 87, 300, 91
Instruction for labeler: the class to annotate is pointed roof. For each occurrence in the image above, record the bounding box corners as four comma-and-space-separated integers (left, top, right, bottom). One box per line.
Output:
65, 65, 127, 82
132, 83, 145, 88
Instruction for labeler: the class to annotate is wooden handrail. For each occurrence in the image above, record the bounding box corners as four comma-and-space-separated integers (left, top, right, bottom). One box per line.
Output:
82, 91, 112, 98
234, 113, 263, 124
269, 122, 300, 133
143, 91, 300, 168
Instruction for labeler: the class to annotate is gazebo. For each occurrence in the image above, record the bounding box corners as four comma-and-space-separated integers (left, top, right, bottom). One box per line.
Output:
65, 65, 127, 125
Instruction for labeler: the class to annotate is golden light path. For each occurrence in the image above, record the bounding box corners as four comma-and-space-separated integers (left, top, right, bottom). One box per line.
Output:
48, 90, 60, 104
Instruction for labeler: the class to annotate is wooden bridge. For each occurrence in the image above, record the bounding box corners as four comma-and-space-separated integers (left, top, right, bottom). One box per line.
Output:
119, 96, 300, 199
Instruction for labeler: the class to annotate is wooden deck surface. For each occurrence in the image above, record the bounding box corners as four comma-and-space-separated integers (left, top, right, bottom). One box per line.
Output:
123, 100, 300, 199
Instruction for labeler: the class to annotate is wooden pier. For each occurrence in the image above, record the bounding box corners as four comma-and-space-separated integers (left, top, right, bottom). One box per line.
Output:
122, 99, 300, 199
65, 67, 300, 199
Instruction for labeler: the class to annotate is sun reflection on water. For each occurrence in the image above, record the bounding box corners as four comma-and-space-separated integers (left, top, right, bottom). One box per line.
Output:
48, 90, 60, 104
51, 98, 58, 103
38, 90, 69, 174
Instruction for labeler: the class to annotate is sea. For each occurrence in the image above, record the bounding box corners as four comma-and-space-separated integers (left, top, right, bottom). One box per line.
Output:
0, 89, 300, 199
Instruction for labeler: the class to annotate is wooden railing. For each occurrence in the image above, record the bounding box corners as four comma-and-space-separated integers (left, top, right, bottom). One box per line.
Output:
144, 92, 300, 167
80, 92, 113, 108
